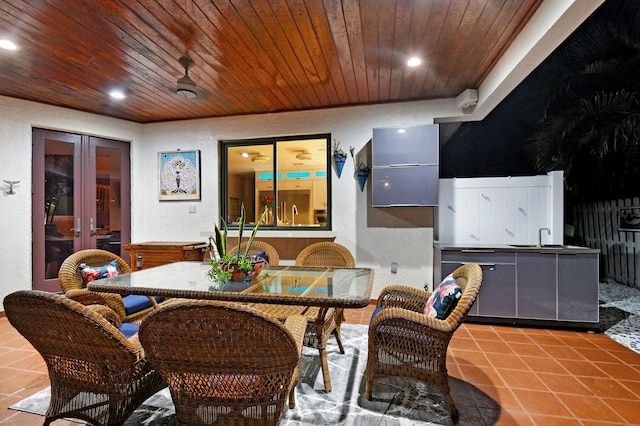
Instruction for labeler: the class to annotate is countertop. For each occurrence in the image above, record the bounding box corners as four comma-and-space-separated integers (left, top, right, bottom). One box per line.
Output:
434, 243, 600, 254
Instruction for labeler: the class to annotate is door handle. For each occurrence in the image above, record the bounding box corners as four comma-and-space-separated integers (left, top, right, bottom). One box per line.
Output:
89, 217, 97, 236
70, 218, 81, 237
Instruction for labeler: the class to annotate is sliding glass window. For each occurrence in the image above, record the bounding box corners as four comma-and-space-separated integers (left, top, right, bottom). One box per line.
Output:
220, 134, 330, 230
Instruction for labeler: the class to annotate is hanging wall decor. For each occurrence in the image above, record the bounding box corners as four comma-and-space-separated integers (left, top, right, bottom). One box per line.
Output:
158, 150, 201, 200
332, 139, 347, 178
350, 146, 370, 192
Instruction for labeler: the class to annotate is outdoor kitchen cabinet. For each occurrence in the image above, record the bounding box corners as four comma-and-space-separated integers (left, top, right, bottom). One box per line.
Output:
439, 250, 516, 318
371, 124, 439, 207
517, 252, 557, 320
557, 252, 599, 322
435, 244, 599, 327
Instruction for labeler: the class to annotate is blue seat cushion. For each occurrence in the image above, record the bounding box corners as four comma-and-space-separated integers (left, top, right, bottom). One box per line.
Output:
118, 322, 139, 338
122, 295, 163, 315
369, 306, 385, 326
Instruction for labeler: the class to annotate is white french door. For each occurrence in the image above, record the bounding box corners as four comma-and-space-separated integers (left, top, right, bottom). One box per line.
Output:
32, 128, 131, 292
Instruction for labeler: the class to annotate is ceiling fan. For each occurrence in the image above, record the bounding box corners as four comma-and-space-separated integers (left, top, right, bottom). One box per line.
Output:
295, 150, 313, 160
176, 56, 197, 99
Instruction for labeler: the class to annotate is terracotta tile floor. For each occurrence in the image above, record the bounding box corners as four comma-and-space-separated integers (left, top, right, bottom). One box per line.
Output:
2, 305, 640, 425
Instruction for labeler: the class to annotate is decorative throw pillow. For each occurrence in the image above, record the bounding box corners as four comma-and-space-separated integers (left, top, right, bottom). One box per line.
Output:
79, 260, 120, 286
424, 273, 462, 319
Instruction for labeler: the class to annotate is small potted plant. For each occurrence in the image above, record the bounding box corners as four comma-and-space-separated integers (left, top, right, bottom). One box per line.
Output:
333, 138, 347, 178
207, 204, 268, 288
350, 146, 370, 192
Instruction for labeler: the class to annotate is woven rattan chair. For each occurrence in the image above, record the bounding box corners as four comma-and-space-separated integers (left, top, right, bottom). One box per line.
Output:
3, 290, 166, 426
365, 263, 483, 419
294, 242, 355, 391
58, 249, 160, 323
248, 241, 355, 392
228, 240, 280, 266
139, 300, 306, 426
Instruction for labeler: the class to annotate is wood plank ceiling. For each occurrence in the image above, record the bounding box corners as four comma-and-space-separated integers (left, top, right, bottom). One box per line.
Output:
0, 0, 543, 124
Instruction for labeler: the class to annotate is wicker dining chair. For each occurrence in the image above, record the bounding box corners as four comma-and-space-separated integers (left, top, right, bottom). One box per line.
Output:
58, 249, 161, 323
138, 300, 306, 426
228, 240, 280, 266
295, 242, 355, 390
365, 263, 483, 419
248, 241, 355, 392
3, 290, 166, 426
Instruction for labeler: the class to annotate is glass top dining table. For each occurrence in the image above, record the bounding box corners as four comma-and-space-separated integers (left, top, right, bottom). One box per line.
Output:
88, 261, 374, 308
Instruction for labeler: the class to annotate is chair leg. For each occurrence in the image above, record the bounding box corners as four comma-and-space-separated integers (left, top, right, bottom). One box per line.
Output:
334, 309, 345, 354
364, 376, 373, 400
288, 387, 296, 409
318, 347, 332, 392
445, 392, 459, 420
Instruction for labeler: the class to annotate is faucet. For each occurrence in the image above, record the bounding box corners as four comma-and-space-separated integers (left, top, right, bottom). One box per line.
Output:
538, 227, 551, 247
291, 204, 298, 226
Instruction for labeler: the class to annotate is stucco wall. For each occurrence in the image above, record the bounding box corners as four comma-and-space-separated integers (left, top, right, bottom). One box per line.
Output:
0, 96, 457, 310
0, 96, 142, 311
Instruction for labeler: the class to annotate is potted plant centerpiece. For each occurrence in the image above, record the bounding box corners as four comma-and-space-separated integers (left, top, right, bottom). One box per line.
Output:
207, 204, 269, 289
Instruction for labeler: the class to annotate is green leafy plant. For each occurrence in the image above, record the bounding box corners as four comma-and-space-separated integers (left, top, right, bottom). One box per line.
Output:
350, 146, 370, 174
333, 139, 347, 159
207, 204, 268, 284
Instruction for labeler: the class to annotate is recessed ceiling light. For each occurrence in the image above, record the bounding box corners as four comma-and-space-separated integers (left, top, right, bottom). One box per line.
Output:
109, 90, 126, 100
398, 129, 406, 133
0, 40, 17, 50
407, 57, 422, 67
241, 152, 249, 157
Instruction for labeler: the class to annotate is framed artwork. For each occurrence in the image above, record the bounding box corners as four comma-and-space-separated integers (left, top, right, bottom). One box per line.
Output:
158, 150, 201, 200
618, 206, 640, 232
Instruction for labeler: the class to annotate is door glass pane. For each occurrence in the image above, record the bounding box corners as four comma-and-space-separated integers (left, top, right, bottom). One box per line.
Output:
44, 141, 74, 279
95, 146, 123, 256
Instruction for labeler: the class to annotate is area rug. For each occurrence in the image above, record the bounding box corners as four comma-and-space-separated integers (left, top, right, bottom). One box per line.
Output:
10, 324, 457, 426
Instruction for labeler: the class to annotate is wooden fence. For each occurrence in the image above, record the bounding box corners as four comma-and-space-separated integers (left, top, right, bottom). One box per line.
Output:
570, 197, 639, 289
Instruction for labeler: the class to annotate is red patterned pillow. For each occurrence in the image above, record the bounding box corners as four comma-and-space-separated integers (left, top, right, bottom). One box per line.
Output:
79, 260, 120, 286
424, 273, 462, 319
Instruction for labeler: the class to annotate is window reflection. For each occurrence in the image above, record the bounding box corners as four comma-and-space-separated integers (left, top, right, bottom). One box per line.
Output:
223, 134, 330, 229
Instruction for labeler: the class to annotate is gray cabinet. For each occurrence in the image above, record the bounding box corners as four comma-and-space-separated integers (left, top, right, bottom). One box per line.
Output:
517, 252, 557, 320
557, 253, 599, 322
435, 245, 599, 326
371, 124, 439, 207
440, 250, 516, 318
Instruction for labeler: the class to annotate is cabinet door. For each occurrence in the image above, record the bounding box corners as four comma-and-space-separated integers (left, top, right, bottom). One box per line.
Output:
557, 253, 599, 322
281, 179, 312, 189
371, 165, 439, 206
442, 262, 516, 317
313, 179, 327, 210
372, 124, 438, 166
256, 180, 274, 190
517, 252, 557, 320
476, 264, 517, 318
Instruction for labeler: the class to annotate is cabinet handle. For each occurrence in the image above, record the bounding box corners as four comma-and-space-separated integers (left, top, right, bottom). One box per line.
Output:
449, 261, 497, 267
461, 249, 495, 253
